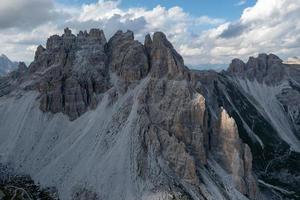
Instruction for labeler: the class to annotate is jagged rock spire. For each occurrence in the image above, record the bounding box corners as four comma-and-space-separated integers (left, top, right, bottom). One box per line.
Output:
34, 45, 46, 60
107, 30, 149, 91
63, 27, 72, 36
146, 32, 188, 79
227, 53, 286, 84
144, 33, 152, 54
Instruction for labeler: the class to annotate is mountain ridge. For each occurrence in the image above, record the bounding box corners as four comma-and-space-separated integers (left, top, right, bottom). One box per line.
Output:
0, 28, 299, 200
0, 54, 18, 76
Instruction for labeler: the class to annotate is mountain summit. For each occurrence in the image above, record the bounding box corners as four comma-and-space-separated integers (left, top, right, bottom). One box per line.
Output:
0, 28, 299, 200
0, 54, 18, 76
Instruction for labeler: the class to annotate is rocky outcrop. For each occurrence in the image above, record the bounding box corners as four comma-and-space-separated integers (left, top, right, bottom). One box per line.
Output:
195, 55, 300, 199
139, 78, 207, 185
146, 32, 189, 79
27, 28, 111, 120
25, 29, 150, 120
21, 29, 189, 120
0, 28, 267, 200
227, 53, 286, 84
211, 108, 257, 198
107, 30, 149, 91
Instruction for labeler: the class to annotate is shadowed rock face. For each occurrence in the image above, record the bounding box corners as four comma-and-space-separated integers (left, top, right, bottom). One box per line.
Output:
192, 53, 300, 199
3, 28, 290, 200
19, 29, 192, 121
227, 53, 285, 84
107, 30, 149, 91
212, 108, 257, 198
147, 32, 189, 79
31, 28, 110, 120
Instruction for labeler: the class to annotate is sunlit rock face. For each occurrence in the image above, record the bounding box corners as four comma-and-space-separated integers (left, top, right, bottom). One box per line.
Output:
3, 28, 300, 200
190, 59, 300, 199
211, 108, 257, 198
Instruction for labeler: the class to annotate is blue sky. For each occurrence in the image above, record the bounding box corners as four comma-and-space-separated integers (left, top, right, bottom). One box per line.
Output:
121, 0, 256, 20
58, 0, 256, 20
0, 0, 300, 69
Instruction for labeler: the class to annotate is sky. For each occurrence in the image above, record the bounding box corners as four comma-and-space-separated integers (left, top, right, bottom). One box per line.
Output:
0, 0, 299, 69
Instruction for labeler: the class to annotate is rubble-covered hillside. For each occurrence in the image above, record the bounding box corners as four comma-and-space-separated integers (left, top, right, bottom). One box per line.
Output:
0, 28, 299, 200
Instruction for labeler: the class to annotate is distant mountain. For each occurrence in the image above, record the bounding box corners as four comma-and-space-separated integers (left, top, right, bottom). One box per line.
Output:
190, 63, 228, 71
0, 54, 18, 76
284, 56, 300, 65
0, 28, 299, 200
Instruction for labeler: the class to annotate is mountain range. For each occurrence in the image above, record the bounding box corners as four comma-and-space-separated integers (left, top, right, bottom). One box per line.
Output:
0, 54, 18, 76
0, 28, 299, 200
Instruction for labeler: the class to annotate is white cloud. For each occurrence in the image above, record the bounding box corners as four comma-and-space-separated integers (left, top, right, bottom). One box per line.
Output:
0, 0, 300, 69
64, 1, 225, 64
0, 23, 61, 62
236, 0, 247, 6
78, 0, 122, 21
0, 0, 224, 64
210, 0, 300, 64
0, 0, 63, 30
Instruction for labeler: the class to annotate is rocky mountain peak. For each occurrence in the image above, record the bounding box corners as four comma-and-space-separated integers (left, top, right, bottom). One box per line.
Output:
63, 27, 72, 36
112, 30, 134, 41
147, 32, 188, 79
227, 53, 286, 84
144, 33, 152, 51
3, 28, 300, 200
152, 32, 173, 49
34, 45, 46, 60
0, 54, 8, 59
3, 28, 189, 120
0, 28, 194, 122
227, 58, 246, 74
0, 54, 18, 76
87, 28, 106, 42
17, 62, 27, 73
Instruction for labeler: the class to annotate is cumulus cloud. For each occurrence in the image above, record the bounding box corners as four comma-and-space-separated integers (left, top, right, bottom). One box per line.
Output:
219, 22, 247, 38
64, 1, 225, 64
64, 15, 147, 38
0, 23, 61, 62
0, 0, 224, 63
0, 0, 300, 69
210, 0, 300, 64
0, 0, 63, 30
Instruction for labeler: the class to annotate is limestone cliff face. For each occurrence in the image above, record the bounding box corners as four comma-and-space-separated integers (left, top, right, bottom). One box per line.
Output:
28, 28, 110, 120
212, 108, 257, 198
191, 54, 300, 199
227, 53, 286, 84
0, 28, 261, 200
107, 30, 149, 91
147, 32, 189, 79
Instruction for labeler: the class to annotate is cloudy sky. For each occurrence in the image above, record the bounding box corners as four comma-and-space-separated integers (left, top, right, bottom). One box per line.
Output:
0, 0, 299, 69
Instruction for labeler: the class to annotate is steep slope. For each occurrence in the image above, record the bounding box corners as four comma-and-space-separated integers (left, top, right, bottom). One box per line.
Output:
0, 54, 18, 76
189, 54, 300, 199
225, 55, 300, 199
0, 29, 297, 200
